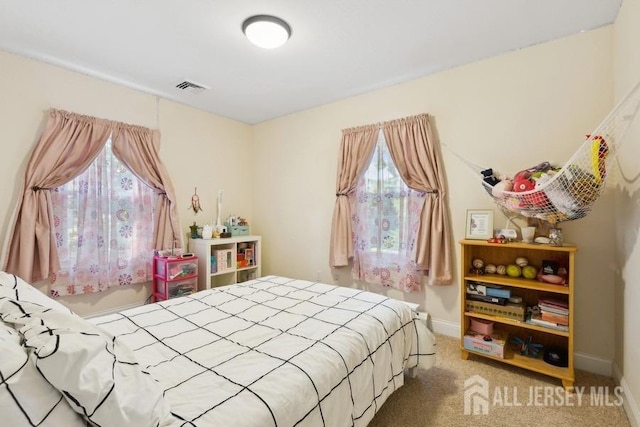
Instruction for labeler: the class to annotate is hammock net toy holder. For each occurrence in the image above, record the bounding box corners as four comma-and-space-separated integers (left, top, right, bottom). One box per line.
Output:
474, 81, 640, 225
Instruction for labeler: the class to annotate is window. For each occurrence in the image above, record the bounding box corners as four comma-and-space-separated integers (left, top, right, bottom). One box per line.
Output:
351, 131, 425, 291
49, 138, 155, 296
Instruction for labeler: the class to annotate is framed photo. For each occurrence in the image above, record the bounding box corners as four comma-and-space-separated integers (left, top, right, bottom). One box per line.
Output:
244, 248, 254, 264
465, 209, 494, 240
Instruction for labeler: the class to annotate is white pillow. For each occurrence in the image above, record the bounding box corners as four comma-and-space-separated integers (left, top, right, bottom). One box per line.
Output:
0, 271, 73, 314
0, 319, 86, 426
1, 298, 173, 427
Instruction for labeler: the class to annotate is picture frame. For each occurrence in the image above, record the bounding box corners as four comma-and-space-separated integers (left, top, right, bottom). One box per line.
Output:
465, 209, 494, 240
244, 248, 254, 264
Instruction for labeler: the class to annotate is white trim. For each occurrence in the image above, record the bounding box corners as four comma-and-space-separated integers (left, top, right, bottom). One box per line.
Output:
82, 302, 145, 319
574, 351, 613, 377
613, 363, 640, 427
431, 317, 460, 338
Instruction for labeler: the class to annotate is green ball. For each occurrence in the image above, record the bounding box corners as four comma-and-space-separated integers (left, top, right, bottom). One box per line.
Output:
506, 264, 522, 278
522, 265, 537, 279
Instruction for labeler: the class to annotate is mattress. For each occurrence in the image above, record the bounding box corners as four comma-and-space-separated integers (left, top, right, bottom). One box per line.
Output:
91, 275, 436, 426
0, 272, 435, 426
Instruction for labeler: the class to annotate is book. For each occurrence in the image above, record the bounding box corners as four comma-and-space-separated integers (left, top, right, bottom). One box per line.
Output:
527, 313, 569, 332
466, 282, 509, 298
540, 310, 569, 325
486, 287, 511, 299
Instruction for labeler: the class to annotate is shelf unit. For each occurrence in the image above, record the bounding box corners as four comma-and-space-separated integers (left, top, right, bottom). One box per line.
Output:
152, 255, 198, 302
459, 239, 577, 389
189, 235, 261, 290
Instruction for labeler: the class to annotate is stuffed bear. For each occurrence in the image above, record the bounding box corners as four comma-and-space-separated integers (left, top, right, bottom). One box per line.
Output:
481, 168, 501, 186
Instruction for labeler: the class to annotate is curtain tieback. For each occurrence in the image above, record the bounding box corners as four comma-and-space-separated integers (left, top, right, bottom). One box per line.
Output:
336, 192, 349, 197
31, 186, 50, 191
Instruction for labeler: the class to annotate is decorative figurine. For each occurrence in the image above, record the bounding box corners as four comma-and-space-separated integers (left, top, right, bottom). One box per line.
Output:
189, 187, 203, 213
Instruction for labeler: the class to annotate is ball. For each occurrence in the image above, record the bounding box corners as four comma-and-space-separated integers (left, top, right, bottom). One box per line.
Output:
515, 257, 529, 267
484, 264, 496, 274
506, 264, 522, 278
472, 259, 484, 269
496, 265, 507, 275
522, 265, 538, 279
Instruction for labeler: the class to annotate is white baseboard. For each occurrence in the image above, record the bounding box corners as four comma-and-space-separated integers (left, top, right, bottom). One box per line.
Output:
431, 317, 614, 377
614, 364, 640, 427
431, 317, 460, 338
574, 351, 612, 377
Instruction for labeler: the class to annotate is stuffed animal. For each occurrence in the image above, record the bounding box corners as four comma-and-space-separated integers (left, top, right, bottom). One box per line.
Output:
481, 168, 501, 186
491, 178, 513, 198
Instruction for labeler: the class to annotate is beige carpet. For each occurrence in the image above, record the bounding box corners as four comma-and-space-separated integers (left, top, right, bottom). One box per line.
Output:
368, 334, 631, 427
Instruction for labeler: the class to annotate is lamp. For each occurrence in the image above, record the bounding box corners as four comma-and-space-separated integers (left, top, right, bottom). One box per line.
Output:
242, 15, 291, 49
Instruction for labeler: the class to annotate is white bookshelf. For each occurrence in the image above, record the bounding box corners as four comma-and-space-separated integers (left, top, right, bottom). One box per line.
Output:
189, 235, 261, 290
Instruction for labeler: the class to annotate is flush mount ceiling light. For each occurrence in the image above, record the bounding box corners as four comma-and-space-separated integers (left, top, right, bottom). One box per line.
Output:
242, 15, 291, 49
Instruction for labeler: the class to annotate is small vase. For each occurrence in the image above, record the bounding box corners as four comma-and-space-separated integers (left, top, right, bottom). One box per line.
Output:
549, 228, 563, 246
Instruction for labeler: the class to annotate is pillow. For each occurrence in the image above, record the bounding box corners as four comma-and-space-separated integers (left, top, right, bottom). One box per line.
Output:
0, 271, 74, 314
1, 298, 173, 427
0, 319, 86, 426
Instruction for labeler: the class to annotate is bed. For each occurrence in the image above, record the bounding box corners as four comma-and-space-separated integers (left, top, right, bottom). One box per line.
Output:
1, 273, 436, 426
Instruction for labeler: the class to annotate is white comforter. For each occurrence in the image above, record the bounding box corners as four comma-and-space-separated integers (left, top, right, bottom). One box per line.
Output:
91, 276, 436, 426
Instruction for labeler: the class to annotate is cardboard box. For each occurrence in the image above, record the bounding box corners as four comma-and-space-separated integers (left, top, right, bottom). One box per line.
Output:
465, 299, 525, 321
464, 328, 508, 358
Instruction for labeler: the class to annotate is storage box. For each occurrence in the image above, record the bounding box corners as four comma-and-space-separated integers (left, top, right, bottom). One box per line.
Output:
226, 225, 249, 236
465, 300, 525, 321
216, 249, 234, 272
155, 277, 197, 299
155, 257, 197, 280
464, 328, 508, 358
470, 318, 494, 335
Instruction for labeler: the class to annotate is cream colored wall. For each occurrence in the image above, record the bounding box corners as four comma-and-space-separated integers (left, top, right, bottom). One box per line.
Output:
253, 27, 616, 362
613, 0, 640, 423
0, 24, 621, 369
0, 50, 253, 316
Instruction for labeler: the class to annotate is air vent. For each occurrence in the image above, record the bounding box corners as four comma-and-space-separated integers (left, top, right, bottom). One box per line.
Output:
175, 80, 209, 94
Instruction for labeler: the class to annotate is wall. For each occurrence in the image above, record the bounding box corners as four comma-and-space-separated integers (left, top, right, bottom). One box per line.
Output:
0, 24, 621, 374
613, 0, 640, 424
0, 50, 253, 316
252, 27, 617, 367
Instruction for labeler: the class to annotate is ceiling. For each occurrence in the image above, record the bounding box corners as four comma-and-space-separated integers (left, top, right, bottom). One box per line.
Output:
0, 0, 622, 125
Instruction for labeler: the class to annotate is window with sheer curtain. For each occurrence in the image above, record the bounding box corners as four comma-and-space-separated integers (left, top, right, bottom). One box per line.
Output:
351, 131, 425, 292
49, 138, 155, 297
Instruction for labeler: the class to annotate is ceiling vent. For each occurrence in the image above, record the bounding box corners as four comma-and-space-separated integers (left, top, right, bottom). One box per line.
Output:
175, 80, 209, 94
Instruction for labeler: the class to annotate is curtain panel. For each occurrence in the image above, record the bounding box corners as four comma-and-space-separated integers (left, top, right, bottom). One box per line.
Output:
329, 124, 379, 267
3, 109, 181, 283
330, 114, 453, 286
382, 114, 453, 285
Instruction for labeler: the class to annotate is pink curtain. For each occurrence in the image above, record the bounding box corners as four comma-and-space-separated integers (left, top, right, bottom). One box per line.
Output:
112, 124, 182, 251
329, 124, 379, 267
4, 110, 112, 282
382, 114, 453, 285
3, 109, 181, 283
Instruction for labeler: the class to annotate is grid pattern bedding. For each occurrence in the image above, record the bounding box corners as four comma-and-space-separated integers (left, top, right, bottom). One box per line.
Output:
91, 275, 436, 426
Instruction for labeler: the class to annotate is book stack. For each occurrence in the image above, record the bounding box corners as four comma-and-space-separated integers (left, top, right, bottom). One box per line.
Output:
529, 297, 569, 331
466, 281, 511, 305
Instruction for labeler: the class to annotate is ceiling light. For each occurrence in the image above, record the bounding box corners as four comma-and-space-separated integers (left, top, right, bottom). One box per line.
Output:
242, 15, 291, 49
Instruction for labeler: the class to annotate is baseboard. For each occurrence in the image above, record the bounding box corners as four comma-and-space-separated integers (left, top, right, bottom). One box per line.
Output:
613, 364, 640, 427
574, 351, 613, 377
432, 317, 614, 376
431, 317, 460, 338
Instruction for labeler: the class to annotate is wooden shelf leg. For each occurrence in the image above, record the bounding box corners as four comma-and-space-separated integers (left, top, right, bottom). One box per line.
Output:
461, 349, 470, 360
562, 379, 575, 392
